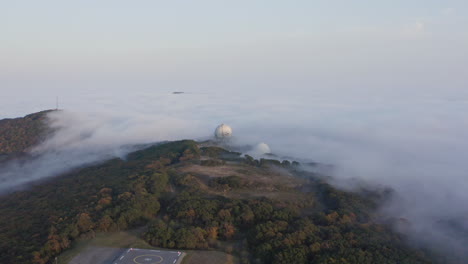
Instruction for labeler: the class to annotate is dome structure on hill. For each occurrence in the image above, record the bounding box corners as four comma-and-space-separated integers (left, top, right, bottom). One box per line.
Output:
214, 124, 233, 139
254, 142, 271, 154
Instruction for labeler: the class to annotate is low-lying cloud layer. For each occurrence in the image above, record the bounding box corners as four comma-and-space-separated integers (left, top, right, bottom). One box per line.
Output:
1, 90, 467, 261
0, 109, 204, 192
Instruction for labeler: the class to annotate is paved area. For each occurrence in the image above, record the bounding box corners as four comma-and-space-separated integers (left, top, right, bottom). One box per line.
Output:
69, 247, 126, 264
113, 248, 183, 264
68, 247, 184, 264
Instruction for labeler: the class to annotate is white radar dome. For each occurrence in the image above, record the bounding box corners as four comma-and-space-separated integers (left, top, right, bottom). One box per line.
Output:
254, 142, 271, 154
214, 124, 233, 138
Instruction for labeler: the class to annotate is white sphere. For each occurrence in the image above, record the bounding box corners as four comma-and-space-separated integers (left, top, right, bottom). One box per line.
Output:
214, 124, 233, 138
254, 142, 271, 154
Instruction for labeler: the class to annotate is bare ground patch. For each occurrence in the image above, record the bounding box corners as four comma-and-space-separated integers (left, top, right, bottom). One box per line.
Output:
178, 163, 249, 178
179, 163, 306, 187
177, 162, 313, 205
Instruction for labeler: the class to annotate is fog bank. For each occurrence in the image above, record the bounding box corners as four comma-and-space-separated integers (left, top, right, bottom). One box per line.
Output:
1, 91, 468, 261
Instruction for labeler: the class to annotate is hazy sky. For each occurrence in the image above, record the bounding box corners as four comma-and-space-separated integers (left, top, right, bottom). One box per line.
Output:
2, 1, 468, 117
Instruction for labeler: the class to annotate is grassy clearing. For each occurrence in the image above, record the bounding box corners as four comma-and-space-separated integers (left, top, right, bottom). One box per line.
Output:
181, 250, 239, 264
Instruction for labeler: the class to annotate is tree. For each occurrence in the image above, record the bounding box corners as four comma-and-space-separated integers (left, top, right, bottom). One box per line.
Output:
76, 213, 94, 233
98, 215, 114, 232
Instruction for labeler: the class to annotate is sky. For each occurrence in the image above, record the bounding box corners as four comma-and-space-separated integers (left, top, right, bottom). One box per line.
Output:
1, 1, 468, 261
1, 0, 468, 115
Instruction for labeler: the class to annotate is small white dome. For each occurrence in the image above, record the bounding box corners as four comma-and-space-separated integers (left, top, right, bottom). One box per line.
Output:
254, 142, 271, 154
214, 124, 233, 138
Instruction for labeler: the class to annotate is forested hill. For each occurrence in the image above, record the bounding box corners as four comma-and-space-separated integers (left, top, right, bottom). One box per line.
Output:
0, 110, 54, 158
0, 136, 441, 264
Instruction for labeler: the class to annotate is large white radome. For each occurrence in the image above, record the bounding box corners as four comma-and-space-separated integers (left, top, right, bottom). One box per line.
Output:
214, 124, 233, 138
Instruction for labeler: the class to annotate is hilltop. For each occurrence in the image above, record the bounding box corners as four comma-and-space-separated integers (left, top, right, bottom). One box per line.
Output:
0, 110, 55, 161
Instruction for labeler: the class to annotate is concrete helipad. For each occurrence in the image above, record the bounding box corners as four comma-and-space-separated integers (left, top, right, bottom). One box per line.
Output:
113, 248, 184, 264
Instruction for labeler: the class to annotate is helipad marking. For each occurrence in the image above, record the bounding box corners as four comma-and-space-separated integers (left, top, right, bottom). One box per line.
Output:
133, 254, 163, 264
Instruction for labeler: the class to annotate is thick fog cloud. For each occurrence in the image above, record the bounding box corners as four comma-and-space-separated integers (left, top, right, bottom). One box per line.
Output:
0, 108, 205, 192
1, 90, 468, 261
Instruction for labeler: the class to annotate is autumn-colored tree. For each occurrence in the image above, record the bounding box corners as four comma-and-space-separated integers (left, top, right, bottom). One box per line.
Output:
221, 222, 236, 239
217, 209, 232, 221
206, 226, 219, 240
77, 213, 95, 233
310, 242, 321, 253
98, 215, 114, 232
325, 211, 340, 224
32, 251, 47, 264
